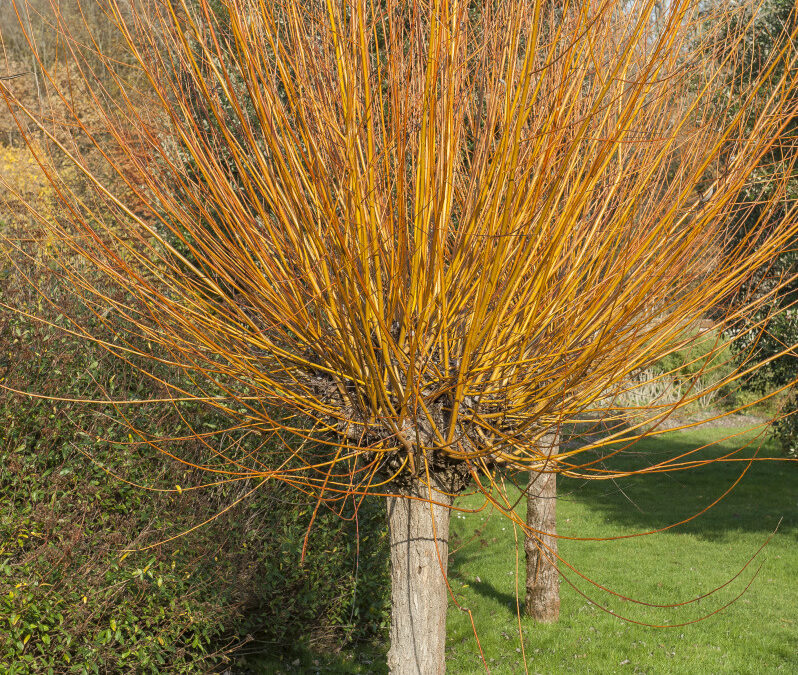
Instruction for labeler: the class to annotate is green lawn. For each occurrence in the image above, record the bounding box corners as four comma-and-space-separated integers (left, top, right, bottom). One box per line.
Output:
251, 427, 796, 674
446, 427, 797, 674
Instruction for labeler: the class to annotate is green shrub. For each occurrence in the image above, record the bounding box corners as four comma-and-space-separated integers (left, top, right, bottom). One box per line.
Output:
0, 217, 389, 673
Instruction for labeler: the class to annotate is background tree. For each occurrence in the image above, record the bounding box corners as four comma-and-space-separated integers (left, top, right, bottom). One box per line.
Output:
520, 0, 797, 625
526, 430, 560, 622
721, 0, 797, 455
2, 0, 798, 672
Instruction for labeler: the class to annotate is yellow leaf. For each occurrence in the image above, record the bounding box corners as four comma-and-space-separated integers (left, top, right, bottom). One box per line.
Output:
175, 484, 182, 494
157, 636, 165, 646
110, 619, 117, 631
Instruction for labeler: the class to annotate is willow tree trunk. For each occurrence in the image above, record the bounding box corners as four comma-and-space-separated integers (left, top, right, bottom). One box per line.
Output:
525, 432, 560, 622
386, 479, 453, 675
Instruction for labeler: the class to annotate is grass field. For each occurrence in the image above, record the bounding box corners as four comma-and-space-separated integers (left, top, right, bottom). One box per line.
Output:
255, 426, 796, 673
446, 427, 797, 674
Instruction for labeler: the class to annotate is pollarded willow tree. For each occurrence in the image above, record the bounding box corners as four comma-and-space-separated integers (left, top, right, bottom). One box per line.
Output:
2, 0, 798, 672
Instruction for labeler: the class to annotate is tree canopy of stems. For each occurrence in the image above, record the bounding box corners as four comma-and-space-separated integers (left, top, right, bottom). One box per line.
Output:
2, 0, 797, 665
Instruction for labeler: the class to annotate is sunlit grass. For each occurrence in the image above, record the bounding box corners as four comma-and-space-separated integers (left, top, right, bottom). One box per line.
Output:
446, 427, 797, 674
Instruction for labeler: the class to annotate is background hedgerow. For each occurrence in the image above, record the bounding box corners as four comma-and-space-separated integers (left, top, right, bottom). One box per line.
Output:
0, 181, 389, 672
0, 306, 390, 673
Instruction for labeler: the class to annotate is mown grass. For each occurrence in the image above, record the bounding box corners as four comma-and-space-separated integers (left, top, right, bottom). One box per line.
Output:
446, 427, 797, 674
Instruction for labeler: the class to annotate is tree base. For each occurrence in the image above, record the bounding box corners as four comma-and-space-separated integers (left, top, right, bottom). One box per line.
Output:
386, 478, 453, 675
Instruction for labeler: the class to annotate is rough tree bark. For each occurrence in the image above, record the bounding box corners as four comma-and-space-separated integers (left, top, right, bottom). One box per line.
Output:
525, 431, 560, 622
386, 478, 453, 675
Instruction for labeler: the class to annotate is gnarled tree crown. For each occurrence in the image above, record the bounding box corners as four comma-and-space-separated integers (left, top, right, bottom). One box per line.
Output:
1, 0, 797, 509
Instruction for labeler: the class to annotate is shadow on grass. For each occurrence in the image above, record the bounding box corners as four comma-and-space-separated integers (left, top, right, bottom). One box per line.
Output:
446, 572, 518, 611
557, 428, 797, 541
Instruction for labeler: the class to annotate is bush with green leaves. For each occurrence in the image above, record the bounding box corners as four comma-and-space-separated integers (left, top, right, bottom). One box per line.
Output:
721, 0, 797, 452
0, 223, 389, 673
